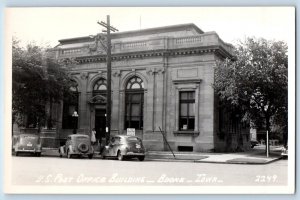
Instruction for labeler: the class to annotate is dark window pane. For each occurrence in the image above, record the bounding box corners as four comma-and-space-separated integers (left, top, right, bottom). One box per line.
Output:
126, 104, 130, 116
188, 118, 195, 130
125, 121, 129, 128
179, 118, 188, 130
68, 105, 76, 116
62, 92, 79, 129
131, 94, 140, 102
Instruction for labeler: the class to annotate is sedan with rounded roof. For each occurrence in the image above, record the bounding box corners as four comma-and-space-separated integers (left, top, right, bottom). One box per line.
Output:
59, 134, 94, 159
13, 134, 42, 157
101, 135, 145, 161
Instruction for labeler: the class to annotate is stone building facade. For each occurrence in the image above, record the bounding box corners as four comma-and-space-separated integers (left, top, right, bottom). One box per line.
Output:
44, 23, 250, 152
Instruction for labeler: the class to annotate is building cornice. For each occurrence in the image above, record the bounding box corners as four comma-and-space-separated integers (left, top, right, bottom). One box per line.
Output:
70, 45, 232, 64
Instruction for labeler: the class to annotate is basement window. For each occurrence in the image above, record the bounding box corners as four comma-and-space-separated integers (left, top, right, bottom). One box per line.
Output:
178, 146, 193, 152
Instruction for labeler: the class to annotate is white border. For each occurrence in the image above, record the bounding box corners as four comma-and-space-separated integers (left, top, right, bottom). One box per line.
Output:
4, 7, 296, 194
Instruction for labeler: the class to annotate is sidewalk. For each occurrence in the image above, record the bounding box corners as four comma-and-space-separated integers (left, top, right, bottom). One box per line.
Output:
41, 145, 283, 164
146, 150, 282, 164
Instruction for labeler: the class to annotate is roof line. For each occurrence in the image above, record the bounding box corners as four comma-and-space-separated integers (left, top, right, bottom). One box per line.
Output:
58, 23, 204, 43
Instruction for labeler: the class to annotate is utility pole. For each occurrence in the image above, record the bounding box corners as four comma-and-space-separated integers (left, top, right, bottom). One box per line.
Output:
97, 15, 118, 145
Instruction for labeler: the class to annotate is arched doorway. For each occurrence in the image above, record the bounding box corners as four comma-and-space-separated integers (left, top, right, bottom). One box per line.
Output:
91, 78, 107, 146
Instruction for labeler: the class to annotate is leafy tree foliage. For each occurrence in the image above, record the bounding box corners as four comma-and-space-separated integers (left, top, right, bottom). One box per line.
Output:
214, 37, 288, 145
12, 38, 75, 131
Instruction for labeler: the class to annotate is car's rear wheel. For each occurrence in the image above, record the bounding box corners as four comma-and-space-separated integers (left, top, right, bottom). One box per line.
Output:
36, 152, 41, 157
15, 151, 19, 156
138, 156, 145, 161
117, 151, 124, 161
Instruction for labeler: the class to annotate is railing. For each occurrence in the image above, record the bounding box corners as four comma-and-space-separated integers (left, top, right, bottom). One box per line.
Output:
122, 41, 147, 49
61, 48, 82, 55
175, 36, 203, 44
57, 33, 234, 57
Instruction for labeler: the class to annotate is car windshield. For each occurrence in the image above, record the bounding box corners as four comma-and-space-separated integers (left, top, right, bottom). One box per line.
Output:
20, 136, 38, 144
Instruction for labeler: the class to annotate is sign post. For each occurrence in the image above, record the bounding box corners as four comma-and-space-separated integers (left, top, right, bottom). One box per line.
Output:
266, 130, 269, 158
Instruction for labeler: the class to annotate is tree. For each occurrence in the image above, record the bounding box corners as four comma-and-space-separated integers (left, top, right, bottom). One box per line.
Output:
214, 37, 288, 146
12, 38, 75, 132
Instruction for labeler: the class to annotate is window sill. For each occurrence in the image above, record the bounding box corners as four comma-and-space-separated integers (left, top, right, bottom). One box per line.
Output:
173, 131, 200, 136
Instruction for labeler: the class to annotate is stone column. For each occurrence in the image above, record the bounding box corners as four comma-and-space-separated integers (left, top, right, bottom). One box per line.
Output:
145, 67, 155, 132
154, 67, 165, 131
79, 72, 89, 133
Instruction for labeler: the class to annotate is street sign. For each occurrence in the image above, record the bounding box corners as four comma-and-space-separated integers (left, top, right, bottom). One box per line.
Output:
127, 128, 135, 136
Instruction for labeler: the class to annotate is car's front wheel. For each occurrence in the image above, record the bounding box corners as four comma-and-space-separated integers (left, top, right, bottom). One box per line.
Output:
138, 156, 145, 161
117, 151, 124, 161
88, 154, 93, 159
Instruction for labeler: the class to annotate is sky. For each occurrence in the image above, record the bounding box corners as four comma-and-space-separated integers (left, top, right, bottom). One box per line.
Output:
6, 7, 294, 48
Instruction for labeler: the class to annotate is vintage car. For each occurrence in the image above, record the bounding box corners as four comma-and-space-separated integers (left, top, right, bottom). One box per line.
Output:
59, 134, 94, 159
13, 134, 42, 156
101, 135, 145, 161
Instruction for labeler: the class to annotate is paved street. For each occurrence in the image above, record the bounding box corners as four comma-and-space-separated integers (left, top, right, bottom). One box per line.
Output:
11, 155, 287, 186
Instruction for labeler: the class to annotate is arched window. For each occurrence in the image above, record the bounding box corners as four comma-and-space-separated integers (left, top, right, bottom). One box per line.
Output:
93, 78, 107, 92
62, 81, 79, 129
93, 78, 107, 97
125, 76, 144, 130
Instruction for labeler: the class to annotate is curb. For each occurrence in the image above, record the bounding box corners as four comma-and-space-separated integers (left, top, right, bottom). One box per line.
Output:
38, 149, 283, 164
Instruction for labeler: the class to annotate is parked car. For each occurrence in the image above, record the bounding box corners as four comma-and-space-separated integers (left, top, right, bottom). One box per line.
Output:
250, 140, 259, 148
59, 134, 94, 159
101, 135, 145, 161
281, 145, 288, 158
13, 134, 42, 156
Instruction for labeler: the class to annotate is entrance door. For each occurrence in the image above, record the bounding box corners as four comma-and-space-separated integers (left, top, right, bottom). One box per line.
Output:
95, 109, 106, 146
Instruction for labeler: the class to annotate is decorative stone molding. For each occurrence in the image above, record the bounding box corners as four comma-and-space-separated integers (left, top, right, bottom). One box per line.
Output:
113, 70, 121, 77
156, 67, 165, 75
88, 95, 107, 104
172, 79, 201, 84
146, 68, 155, 75
146, 67, 164, 76
80, 72, 89, 80
173, 131, 200, 137
73, 46, 232, 64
